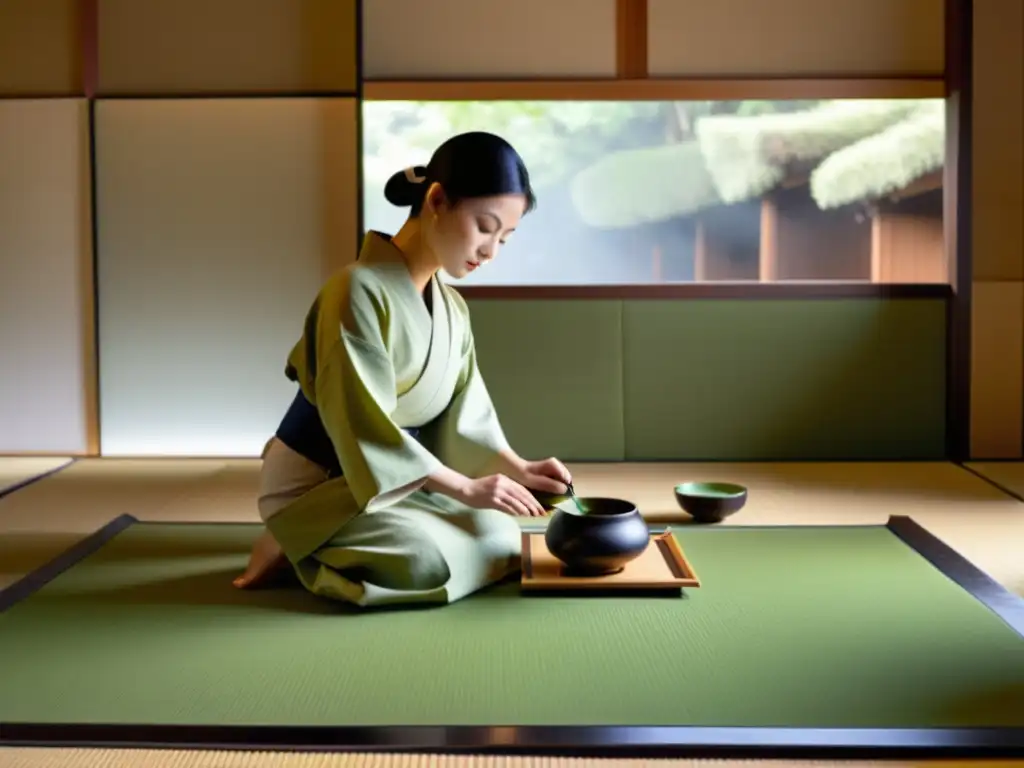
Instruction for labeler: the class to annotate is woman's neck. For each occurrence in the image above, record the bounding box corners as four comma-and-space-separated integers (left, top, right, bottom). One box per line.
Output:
390, 219, 439, 294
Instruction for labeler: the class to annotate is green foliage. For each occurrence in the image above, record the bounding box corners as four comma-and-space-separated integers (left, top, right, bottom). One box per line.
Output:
362, 98, 944, 230
363, 99, 809, 191
734, 99, 824, 116
364, 100, 662, 189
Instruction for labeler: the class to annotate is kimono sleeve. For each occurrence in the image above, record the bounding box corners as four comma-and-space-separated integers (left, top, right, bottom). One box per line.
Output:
301, 271, 444, 512
426, 295, 512, 478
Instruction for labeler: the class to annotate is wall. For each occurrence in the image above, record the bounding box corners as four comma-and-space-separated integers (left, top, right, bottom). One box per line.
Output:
0, 0, 1012, 463
468, 297, 946, 461
969, 0, 1024, 458
0, 98, 96, 454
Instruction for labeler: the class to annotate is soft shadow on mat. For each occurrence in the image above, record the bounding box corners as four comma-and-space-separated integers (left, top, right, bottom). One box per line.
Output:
935, 683, 1024, 726
0, 532, 95, 578
38, 567, 524, 615
2, 526, 527, 616
1, 527, 260, 569
35, 566, 349, 616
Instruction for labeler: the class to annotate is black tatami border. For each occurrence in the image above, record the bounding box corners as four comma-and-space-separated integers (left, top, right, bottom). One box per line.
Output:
958, 461, 1024, 503
888, 514, 1024, 638
0, 512, 136, 613
1, 513, 1023, 758
0, 459, 77, 503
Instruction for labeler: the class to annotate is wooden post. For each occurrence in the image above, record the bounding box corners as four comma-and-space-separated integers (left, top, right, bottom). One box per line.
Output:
694, 222, 708, 281
870, 208, 947, 283
759, 198, 778, 282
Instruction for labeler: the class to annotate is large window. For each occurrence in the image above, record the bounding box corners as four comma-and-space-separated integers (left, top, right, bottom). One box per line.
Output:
362, 98, 947, 285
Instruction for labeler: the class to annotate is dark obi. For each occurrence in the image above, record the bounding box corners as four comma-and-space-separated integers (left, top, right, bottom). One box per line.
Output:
275, 389, 420, 478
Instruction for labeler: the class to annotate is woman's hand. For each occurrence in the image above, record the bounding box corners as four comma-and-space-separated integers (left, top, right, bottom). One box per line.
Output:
516, 456, 572, 495
456, 474, 548, 517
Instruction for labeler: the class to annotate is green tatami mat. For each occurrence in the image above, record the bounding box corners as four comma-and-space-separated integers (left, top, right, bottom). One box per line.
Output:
1, 519, 1023, 732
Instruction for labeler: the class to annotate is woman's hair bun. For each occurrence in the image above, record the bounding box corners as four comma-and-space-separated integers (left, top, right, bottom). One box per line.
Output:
384, 165, 429, 207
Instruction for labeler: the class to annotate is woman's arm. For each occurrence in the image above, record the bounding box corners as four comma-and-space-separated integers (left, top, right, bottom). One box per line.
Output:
490, 448, 528, 480
424, 461, 547, 517
420, 291, 567, 504
422, 464, 472, 498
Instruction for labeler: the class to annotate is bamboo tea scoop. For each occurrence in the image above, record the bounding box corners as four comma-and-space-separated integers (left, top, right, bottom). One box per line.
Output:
566, 481, 586, 514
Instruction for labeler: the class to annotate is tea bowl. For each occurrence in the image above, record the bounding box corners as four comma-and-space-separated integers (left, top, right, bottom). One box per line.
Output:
544, 497, 649, 576
674, 481, 748, 523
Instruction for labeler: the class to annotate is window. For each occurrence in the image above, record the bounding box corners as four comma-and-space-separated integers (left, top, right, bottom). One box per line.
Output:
362, 98, 947, 285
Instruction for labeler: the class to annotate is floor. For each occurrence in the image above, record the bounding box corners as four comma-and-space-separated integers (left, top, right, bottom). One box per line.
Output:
2, 457, 1023, 768
2, 753, 1022, 768
0, 457, 72, 502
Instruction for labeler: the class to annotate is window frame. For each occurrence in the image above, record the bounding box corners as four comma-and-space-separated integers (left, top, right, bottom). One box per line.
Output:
7, 0, 968, 460
362, 77, 950, 300
357, 0, 971, 461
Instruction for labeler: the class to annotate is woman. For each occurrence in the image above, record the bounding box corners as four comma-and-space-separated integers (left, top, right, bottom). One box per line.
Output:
234, 131, 572, 608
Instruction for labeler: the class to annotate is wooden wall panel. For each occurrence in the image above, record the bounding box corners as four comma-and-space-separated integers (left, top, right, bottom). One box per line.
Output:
0, 0, 989, 464
621, 299, 947, 460
467, 300, 626, 461
971, 0, 1024, 281
97, 0, 357, 94
647, 0, 944, 77
94, 99, 358, 456
0, 100, 95, 454
968, 0, 1024, 459
362, 0, 617, 79
970, 282, 1024, 458
0, 0, 82, 96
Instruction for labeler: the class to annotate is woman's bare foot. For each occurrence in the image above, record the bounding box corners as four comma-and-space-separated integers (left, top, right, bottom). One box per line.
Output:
234, 529, 289, 589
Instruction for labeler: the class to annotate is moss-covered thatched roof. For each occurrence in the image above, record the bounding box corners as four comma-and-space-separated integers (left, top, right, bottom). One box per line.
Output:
569, 140, 721, 229
693, 99, 924, 204
568, 98, 944, 229
809, 101, 945, 209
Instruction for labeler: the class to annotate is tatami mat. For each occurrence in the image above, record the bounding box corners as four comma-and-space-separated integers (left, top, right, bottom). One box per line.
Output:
2, 459, 1024, 768
0, 457, 72, 498
0, 458, 259, 590
2, 459, 1024, 593
584, 460, 1024, 598
967, 461, 1024, 501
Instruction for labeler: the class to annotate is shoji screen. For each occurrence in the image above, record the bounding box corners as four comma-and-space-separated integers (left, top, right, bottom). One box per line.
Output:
0, 100, 96, 455
93, 0, 358, 456
0, 0, 95, 455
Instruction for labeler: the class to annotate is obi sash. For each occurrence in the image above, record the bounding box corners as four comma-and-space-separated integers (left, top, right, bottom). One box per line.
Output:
275, 389, 420, 479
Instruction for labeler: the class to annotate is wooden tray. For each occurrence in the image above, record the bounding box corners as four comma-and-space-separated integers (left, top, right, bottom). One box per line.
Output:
520, 529, 701, 594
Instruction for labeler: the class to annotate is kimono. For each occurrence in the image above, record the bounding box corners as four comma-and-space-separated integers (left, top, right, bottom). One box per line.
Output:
259, 231, 522, 608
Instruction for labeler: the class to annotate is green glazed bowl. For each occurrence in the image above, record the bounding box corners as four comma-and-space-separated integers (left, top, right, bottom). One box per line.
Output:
673, 481, 747, 523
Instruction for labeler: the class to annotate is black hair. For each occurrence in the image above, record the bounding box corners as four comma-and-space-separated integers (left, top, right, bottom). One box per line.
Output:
383, 131, 537, 217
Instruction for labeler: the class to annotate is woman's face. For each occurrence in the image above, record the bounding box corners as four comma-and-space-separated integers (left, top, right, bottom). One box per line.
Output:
422, 183, 527, 279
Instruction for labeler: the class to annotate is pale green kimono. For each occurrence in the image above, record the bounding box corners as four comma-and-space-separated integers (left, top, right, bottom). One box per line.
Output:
263, 232, 523, 608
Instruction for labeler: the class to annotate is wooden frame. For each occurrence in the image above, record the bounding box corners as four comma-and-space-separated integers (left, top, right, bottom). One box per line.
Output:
944, 0, 973, 463
9, 77, 946, 103
358, 0, 973, 464
363, 77, 945, 101
82, 0, 100, 456
616, 0, 648, 79
0, 0, 968, 459
1, 514, 1023, 758
452, 283, 949, 300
